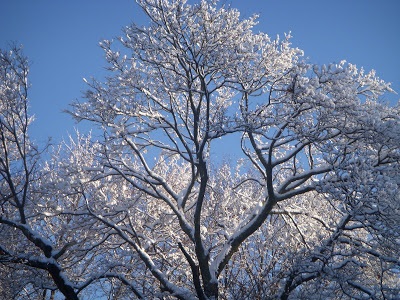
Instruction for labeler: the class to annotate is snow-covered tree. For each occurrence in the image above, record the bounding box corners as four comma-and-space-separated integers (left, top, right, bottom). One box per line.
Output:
0, 45, 84, 300
0, 46, 137, 300
66, 0, 400, 299
2, 1, 399, 299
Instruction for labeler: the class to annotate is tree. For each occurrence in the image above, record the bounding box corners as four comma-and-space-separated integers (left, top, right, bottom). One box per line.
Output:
0, 45, 84, 300
2, 1, 399, 299
0, 46, 136, 300
66, 0, 400, 299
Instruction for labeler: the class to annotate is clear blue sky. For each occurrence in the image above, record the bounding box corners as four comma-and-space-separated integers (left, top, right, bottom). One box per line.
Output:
1, 0, 399, 144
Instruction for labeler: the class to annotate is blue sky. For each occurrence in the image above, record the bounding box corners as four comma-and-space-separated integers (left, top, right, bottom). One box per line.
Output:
1, 0, 399, 144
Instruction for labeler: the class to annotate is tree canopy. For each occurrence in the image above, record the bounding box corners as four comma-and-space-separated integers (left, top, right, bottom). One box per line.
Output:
1, 1, 399, 299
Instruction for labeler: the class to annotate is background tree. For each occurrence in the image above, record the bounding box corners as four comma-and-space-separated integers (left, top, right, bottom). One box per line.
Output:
0, 46, 139, 300
0, 45, 83, 300
68, 0, 400, 299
